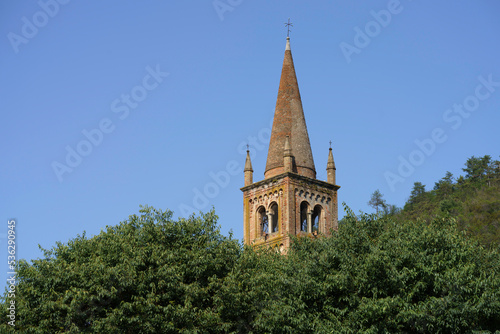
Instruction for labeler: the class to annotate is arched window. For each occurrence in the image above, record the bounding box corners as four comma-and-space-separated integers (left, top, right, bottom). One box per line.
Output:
270, 202, 279, 233
300, 202, 308, 232
312, 205, 322, 234
258, 206, 268, 236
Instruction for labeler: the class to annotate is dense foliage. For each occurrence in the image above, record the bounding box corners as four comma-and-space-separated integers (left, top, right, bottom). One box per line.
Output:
2, 205, 500, 332
1, 207, 241, 333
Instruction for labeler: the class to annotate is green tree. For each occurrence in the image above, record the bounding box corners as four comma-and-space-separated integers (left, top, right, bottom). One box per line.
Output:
434, 171, 454, 193
404, 182, 428, 214
409, 181, 426, 201
382, 203, 401, 216
368, 189, 386, 214
0, 207, 241, 333
329, 210, 500, 332
463, 155, 493, 185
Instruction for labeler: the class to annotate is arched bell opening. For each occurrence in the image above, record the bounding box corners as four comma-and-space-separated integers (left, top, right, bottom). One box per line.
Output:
269, 202, 279, 233
300, 201, 309, 232
312, 205, 323, 234
257, 206, 268, 236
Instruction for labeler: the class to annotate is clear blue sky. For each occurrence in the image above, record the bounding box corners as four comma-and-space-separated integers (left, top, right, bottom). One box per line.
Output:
2, 1, 500, 269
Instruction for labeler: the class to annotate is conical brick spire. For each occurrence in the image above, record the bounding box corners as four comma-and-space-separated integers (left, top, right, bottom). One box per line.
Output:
265, 37, 316, 179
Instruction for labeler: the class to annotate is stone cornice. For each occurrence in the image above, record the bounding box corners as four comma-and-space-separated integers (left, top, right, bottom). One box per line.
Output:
240, 172, 340, 192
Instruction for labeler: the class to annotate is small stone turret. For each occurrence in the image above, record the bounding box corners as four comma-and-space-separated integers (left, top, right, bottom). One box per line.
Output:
244, 149, 253, 186
327, 146, 336, 184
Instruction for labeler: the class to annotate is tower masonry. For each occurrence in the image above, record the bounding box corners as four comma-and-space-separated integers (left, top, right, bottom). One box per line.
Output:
241, 36, 340, 251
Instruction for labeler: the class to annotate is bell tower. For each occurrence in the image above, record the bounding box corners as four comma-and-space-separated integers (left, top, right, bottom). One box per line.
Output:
241, 36, 340, 251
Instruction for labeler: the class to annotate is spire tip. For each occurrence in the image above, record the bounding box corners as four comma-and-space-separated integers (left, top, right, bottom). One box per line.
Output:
284, 18, 293, 38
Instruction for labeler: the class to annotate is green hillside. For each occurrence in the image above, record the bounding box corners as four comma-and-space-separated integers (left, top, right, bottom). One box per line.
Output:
372, 155, 500, 246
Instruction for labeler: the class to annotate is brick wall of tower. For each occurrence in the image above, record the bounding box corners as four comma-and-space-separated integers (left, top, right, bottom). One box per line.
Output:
241, 173, 339, 250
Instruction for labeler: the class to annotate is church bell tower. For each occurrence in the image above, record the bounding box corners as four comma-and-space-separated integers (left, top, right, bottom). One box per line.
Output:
241, 36, 340, 251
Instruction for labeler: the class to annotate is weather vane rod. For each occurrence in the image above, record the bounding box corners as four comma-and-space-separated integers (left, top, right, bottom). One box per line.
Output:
284, 18, 293, 37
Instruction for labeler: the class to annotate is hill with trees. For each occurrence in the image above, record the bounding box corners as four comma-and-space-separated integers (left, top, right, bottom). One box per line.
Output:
2, 205, 500, 332
368, 155, 500, 246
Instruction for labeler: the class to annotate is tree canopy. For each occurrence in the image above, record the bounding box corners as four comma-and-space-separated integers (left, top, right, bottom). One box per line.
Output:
368, 189, 386, 214
1, 207, 241, 333
2, 205, 500, 333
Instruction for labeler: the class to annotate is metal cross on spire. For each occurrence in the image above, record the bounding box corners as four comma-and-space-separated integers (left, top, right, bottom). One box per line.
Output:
284, 18, 293, 37
329, 141, 332, 149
